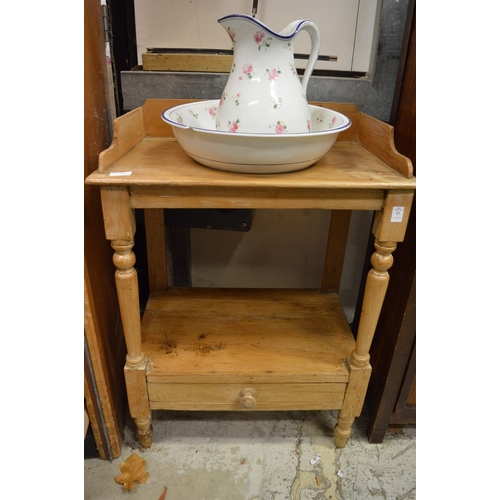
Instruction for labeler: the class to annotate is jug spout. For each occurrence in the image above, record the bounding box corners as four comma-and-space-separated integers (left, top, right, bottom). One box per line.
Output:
216, 14, 320, 134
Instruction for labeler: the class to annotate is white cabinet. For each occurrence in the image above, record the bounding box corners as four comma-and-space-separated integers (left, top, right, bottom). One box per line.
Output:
134, 0, 381, 73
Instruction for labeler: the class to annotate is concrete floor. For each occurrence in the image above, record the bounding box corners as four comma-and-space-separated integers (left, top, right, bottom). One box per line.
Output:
84, 408, 416, 499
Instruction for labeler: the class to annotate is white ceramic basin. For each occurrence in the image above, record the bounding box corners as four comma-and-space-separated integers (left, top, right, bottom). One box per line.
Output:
161, 100, 351, 174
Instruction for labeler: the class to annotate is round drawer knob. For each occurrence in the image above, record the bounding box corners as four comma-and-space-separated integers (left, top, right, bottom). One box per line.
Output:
239, 388, 257, 409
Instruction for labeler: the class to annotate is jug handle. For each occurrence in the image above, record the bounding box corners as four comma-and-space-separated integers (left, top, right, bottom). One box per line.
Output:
296, 21, 321, 96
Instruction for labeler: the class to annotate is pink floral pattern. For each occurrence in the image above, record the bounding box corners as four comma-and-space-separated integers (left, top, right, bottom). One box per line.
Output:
206, 106, 217, 119
266, 67, 281, 81
226, 27, 236, 45
254, 31, 264, 43
269, 120, 286, 134
254, 30, 272, 50
232, 93, 242, 106
328, 117, 337, 128
242, 63, 253, 78
219, 93, 228, 107
228, 119, 240, 133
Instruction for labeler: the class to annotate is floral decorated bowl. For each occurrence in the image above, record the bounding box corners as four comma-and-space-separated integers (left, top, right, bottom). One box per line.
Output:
161, 100, 351, 174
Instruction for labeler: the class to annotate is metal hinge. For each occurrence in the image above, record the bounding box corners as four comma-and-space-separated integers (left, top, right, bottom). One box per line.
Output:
252, 0, 259, 17
101, 2, 110, 43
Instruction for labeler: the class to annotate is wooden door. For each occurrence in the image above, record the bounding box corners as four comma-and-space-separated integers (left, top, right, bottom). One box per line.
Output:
84, 0, 127, 459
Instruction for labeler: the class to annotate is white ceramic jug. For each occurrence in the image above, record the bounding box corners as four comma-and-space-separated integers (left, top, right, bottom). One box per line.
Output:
215, 14, 320, 134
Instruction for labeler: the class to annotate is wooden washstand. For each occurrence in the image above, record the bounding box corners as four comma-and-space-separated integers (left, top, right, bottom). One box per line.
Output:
85, 99, 415, 448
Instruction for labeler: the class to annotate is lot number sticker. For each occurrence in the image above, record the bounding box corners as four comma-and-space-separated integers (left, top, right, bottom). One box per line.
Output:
391, 207, 405, 222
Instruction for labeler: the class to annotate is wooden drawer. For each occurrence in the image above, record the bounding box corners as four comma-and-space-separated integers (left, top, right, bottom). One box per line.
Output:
148, 382, 347, 411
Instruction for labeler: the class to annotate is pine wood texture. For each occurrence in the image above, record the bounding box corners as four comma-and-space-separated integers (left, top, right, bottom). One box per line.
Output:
99, 106, 144, 173
358, 113, 413, 178
93, 140, 411, 191
129, 185, 384, 210
99, 185, 153, 445
142, 52, 234, 72
144, 288, 352, 411
372, 190, 414, 242
143, 288, 354, 384
100, 186, 136, 241
148, 382, 347, 411
88, 100, 415, 204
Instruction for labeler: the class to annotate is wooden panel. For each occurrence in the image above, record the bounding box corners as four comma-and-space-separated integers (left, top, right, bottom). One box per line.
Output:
358, 113, 413, 178
143, 288, 354, 384
130, 186, 384, 210
142, 52, 234, 72
407, 378, 416, 407
143, 99, 191, 138
84, 0, 126, 460
99, 106, 144, 172
144, 209, 168, 291
169, 226, 192, 286
148, 382, 347, 411
84, 267, 124, 457
84, 349, 107, 458
391, 339, 416, 424
321, 210, 351, 292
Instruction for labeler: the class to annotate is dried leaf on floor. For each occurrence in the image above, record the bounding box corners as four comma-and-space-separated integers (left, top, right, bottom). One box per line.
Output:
114, 453, 149, 491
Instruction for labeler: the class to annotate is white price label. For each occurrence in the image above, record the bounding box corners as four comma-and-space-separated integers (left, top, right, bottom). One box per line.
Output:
109, 171, 132, 177
391, 207, 405, 222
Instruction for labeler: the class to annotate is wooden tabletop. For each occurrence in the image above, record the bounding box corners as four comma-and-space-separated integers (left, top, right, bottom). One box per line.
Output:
85, 138, 416, 191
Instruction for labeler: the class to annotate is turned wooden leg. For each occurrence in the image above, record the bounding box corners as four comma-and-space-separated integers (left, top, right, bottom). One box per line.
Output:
334, 239, 397, 448
334, 413, 355, 448
101, 187, 153, 448
112, 239, 153, 448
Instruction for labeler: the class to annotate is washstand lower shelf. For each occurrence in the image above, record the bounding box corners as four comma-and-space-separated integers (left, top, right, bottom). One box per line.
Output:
142, 288, 354, 412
